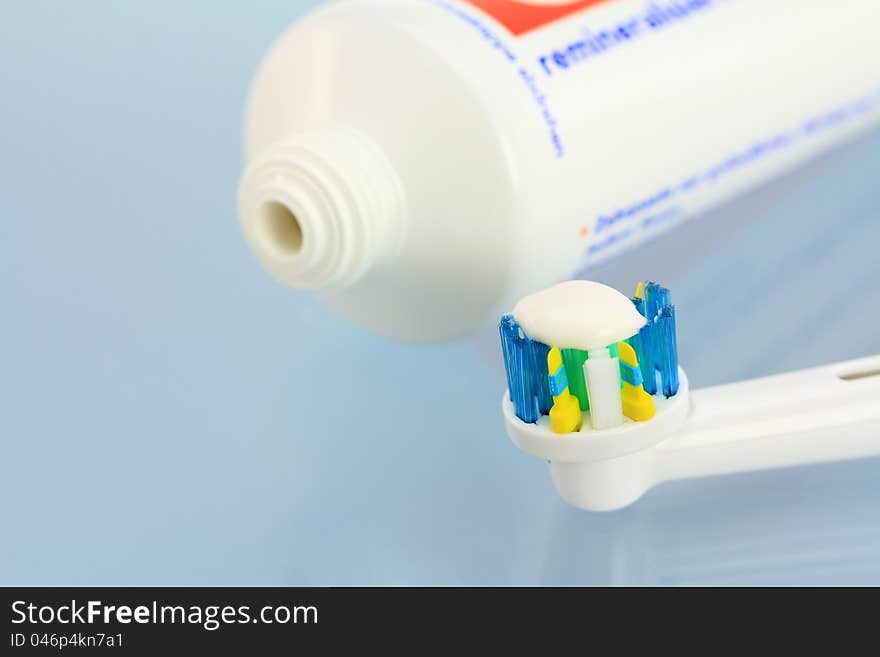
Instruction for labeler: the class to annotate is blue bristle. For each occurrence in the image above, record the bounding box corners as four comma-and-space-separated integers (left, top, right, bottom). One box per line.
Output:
637, 322, 658, 395
630, 295, 654, 392
499, 315, 539, 423
644, 282, 671, 321
499, 315, 518, 393
636, 282, 680, 397
513, 338, 539, 423
529, 340, 553, 415
657, 305, 680, 398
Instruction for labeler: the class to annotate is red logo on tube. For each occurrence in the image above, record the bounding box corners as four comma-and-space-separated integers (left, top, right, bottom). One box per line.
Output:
460, 0, 612, 36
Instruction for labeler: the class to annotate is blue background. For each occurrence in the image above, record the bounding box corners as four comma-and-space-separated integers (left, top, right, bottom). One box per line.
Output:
2, 1, 880, 585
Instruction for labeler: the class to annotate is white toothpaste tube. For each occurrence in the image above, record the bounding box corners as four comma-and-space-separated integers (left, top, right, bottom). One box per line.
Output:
238, 0, 880, 341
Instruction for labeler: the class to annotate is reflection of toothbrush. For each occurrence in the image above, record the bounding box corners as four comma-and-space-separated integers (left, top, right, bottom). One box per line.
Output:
501, 280, 880, 511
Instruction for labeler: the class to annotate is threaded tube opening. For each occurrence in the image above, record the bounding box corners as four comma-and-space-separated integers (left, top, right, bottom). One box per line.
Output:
238, 128, 406, 291
258, 201, 304, 258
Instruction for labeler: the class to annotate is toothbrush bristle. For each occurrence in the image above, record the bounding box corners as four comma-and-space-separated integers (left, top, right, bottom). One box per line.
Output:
637, 320, 659, 395
502, 279, 682, 427
629, 282, 680, 398
530, 340, 553, 415
499, 314, 518, 394
499, 314, 547, 423
657, 305, 680, 397
561, 349, 590, 411
644, 282, 671, 320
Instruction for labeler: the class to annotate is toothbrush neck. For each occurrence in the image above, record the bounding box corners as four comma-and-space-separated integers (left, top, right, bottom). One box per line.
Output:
655, 356, 880, 483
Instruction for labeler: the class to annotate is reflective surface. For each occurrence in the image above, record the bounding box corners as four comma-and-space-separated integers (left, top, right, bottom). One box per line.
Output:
2, 1, 880, 585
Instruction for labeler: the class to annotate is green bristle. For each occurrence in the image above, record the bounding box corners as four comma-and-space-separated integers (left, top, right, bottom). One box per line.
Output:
561, 348, 590, 411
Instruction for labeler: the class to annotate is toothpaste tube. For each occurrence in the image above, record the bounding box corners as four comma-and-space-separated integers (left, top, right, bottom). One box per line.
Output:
238, 0, 880, 341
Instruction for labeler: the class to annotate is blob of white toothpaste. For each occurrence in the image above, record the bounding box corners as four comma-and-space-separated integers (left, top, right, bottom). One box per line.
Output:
512, 280, 646, 351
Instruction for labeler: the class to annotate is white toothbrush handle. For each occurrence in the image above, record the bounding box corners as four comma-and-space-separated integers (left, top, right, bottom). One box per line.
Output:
655, 355, 880, 483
